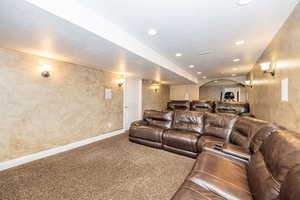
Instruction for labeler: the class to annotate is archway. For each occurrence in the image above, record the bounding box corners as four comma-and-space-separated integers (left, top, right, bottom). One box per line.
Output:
199, 79, 247, 102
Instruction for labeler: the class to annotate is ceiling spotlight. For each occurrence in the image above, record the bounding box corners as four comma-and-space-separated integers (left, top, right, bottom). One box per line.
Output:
202, 76, 207, 79
147, 29, 157, 36
235, 40, 245, 45
197, 71, 202, 74
175, 53, 182, 57
237, 0, 252, 6
233, 58, 240, 62
189, 65, 195, 68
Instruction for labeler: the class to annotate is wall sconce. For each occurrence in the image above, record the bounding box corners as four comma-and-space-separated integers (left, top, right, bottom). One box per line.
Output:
260, 62, 275, 76
152, 84, 160, 92
40, 64, 52, 78
116, 79, 125, 87
244, 80, 253, 88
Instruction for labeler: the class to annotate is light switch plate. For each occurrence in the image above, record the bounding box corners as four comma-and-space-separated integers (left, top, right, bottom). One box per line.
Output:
105, 88, 112, 100
281, 78, 288, 102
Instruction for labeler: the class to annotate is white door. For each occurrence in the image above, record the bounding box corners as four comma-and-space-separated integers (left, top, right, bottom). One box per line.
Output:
124, 78, 142, 130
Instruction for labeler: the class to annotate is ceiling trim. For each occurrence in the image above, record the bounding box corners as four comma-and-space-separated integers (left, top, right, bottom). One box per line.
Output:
24, 0, 198, 84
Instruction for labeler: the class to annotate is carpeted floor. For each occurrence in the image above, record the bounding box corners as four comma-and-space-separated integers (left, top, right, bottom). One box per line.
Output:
0, 133, 194, 200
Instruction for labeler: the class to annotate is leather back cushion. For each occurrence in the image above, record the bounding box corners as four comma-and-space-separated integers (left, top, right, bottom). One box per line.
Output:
190, 100, 214, 112
167, 101, 190, 111
279, 165, 300, 200
172, 111, 205, 134
248, 130, 300, 200
230, 117, 269, 150
203, 113, 238, 141
143, 110, 173, 129
215, 101, 249, 114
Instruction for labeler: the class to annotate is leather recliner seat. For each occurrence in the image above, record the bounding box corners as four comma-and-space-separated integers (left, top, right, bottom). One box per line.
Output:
162, 111, 205, 158
167, 100, 190, 111
215, 101, 250, 115
129, 110, 173, 148
190, 100, 215, 113
172, 129, 300, 200
129, 109, 300, 199
167, 100, 251, 115
197, 116, 277, 154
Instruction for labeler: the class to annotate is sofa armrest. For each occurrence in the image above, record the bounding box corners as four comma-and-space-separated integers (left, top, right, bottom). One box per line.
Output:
130, 120, 148, 127
221, 143, 250, 161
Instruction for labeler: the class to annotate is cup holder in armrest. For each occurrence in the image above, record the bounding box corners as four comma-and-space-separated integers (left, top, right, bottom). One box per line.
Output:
213, 143, 224, 151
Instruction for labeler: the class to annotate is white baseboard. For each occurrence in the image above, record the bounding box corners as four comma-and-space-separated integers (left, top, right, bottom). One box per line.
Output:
0, 129, 125, 171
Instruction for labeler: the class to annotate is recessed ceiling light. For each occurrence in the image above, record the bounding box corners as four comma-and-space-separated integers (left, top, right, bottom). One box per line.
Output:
199, 51, 213, 56
197, 71, 202, 75
189, 65, 195, 68
147, 29, 157, 36
233, 67, 238, 71
232, 74, 237, 76
202, 76, 207, 79
175, 53, 182, 57
235, 40, 245, 45
233, 58, 240, 62
237, 0, 252, 6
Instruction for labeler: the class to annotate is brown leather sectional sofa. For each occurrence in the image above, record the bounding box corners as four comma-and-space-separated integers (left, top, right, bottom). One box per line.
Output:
167, 100, 250, 115
129, 109, 300, 200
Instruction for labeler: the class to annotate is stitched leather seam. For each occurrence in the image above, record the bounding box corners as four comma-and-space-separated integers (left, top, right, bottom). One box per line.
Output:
181, 186, 214, 200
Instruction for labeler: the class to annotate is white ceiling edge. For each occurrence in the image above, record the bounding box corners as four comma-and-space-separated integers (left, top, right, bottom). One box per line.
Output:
24, 0, 198, 84
170, 75, 247, 86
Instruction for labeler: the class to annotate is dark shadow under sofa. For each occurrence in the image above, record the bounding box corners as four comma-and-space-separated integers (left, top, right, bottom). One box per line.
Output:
129, 109, 300, 200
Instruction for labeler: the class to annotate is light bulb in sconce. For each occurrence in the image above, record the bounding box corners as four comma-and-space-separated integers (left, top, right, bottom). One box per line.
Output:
40, 64, 52, 78
244, 80, 253, 88
260, 62, 271, 71
116, 79, 125, 87
152, 84, 160, 92
260, 62, 275, 76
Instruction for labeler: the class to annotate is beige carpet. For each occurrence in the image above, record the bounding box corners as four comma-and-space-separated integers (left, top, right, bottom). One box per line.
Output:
0, 133, 194, 200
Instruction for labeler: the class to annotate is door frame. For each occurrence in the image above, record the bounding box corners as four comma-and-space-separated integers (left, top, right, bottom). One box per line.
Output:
123, 77, 143, 130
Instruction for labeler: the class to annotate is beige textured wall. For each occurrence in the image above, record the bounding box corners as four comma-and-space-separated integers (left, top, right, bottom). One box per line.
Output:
142, 83, 170, 111
0, 48, 123, 162
248, 4, 300, 132
170, 84, 199, 100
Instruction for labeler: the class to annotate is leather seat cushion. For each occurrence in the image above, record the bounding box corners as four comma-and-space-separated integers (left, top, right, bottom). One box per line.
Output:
222, 143, 251, 160
188, 151, 253, 200
171, 180, 226, 200
163, 130, 199, 152
129, 125, 163, 143
197, 136, 224, 152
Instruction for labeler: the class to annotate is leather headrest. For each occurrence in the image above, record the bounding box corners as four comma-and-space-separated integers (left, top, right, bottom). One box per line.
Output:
167, 101, 190, 111
215, 101, 249, 114
143, 110, 173, 121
